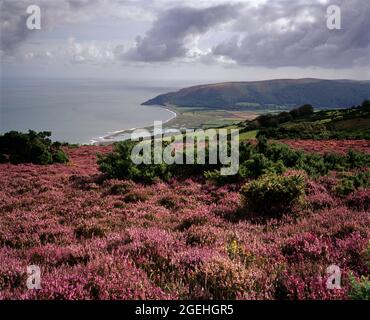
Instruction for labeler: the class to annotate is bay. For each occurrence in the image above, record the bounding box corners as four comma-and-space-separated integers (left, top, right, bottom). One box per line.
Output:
0, 78, 178, 144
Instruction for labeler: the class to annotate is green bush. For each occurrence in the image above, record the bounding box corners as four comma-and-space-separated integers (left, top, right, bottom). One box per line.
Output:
98, 134, 370, 185
301, 153, 328, 177
264, 143, 304, 168
52, 149, 70, 163
98, 140, 171, 183
334, 171, 370, 196
98, 139, 225, 183
348, 274, 370, 300
0, 130, 68, 165
241, 174, 306, 217
346, 149, 370, 169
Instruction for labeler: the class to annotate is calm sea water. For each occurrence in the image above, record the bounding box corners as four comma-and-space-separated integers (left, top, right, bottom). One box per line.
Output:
0, 78, 178, 144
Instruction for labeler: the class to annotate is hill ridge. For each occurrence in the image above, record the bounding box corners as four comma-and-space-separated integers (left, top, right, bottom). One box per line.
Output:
143, 78, 370, 109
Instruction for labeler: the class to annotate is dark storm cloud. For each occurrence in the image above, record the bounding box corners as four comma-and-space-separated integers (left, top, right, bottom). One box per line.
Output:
212, 0, 370, 68
122, 4, 242, 62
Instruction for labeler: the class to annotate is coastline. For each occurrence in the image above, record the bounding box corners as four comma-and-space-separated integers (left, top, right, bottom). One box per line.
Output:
89, 104, 260, 146
91, 106, 177, 145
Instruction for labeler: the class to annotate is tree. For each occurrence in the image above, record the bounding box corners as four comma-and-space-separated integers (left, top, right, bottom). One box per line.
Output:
290, 104, 314, 119
361, 100, 370, 111
0, 130, 68, 165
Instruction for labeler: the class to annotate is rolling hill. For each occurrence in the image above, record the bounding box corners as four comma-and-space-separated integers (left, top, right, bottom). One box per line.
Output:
142, 78, 370, 109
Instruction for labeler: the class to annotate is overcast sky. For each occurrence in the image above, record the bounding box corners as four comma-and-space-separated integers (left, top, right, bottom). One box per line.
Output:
1, 0, 369, 82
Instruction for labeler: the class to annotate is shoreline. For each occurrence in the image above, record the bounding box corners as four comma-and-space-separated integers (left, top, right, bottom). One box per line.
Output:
90, 106, 177, 145
89, 105, 260, 146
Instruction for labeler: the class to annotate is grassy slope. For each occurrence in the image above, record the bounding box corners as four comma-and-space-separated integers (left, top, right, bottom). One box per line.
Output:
143, 79, 370, 109
236, 107, 370, 141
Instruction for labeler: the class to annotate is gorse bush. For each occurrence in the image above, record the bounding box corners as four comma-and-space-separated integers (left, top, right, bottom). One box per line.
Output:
98, 135, 370, 185
240, 173, 306, 217
98, 140, 171, 183
0, 130, 68, 165
348, 274, 370, 300
334, 171, 370, 196
98, 139, 225, 183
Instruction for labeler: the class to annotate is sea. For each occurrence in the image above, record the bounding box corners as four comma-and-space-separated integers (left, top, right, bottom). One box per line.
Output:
0, 78, 180, 144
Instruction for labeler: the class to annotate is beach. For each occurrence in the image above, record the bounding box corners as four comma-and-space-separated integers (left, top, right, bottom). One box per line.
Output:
94, 107, 178, 145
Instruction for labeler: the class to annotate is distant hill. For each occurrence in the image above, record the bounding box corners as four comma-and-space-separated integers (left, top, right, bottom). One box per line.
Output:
142, 79, 370, 109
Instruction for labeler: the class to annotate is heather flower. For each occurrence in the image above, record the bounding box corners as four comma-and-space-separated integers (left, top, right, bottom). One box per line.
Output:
0, 145, 368, 300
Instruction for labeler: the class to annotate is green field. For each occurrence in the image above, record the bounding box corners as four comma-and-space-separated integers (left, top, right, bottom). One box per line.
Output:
163, 105, 258, 130
236, 103, 370, 140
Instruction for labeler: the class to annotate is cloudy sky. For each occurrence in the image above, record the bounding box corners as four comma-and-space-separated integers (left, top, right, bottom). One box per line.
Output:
1, 0, 369, 82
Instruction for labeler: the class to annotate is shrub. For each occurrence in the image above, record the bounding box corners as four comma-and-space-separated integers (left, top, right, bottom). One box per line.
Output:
241, 173, 306, 217
98, 132, 369, 185
348, 274, 370, 300
98, 139, 228, 183
334, 171, 370, 196
264, 143, 304, 168
98, 140, 172, 184
301, 153, 328, 177
240, 154, 274, 178
52, 149, 69, 163
0, 130, 68, 165
346, 149, 370, 169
